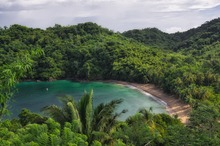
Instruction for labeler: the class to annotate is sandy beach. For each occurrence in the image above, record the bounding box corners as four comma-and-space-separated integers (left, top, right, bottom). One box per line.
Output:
107, 80, 191, 124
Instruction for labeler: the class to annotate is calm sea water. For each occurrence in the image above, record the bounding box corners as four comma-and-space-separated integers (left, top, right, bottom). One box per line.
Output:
7, 80, 166, 120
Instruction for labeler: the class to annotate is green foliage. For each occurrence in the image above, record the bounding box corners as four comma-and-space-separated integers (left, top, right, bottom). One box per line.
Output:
1, 22, 219, 106
189, 103, 220, 134
1, 19, 220, 145
123, 18, 220, 52
0, 118, 88, 145
113, 109, 182, 146
42, 95, 81, 129
91, 140, 102, 146
62, 122, 88, 146
18, 109, 48, 126
0, 48, 43, 117
123, 28, 176, 49
163, 102, 220, 145
42, 91, 126, 144
78, 90, 93, 136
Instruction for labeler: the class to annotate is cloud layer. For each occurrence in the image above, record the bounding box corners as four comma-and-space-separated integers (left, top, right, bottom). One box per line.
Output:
0, 0, 220, 33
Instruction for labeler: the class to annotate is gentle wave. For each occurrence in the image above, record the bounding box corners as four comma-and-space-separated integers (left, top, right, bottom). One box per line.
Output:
125, 85, 167, 106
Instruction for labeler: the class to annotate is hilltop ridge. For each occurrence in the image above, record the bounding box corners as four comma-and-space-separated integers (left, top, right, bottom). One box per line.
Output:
123, 17, 220, 51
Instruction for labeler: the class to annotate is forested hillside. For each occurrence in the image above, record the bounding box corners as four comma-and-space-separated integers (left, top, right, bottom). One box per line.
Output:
173, 18, 220, 51
123, 17, 220, 51
0, 20, 220, 145
123, 28, 175, 49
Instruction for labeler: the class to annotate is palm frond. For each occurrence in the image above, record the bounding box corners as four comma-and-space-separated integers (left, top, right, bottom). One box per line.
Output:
58, 95, 74, 106
61, 96, 78, 121
139, 108, 153, 120
42, 105, 66, 125
66, 102, 82, 132
78, 90, 93, 135
92, 99, 125, 133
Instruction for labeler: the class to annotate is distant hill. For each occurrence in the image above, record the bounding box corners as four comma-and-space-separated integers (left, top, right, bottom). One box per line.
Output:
123, 28, 176, 49
123, 18, 220, 51
173, 18, 220, 51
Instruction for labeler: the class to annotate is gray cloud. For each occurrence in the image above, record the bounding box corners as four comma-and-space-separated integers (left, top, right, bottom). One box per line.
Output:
0, 0, 220, 33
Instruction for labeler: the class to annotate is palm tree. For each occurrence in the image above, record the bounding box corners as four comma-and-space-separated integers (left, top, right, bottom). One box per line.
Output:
91, 99, 127, 144
138, 108, 165, 136
92, 99, 127, 132
42, 95, 82, 132
42, 90, 126, 144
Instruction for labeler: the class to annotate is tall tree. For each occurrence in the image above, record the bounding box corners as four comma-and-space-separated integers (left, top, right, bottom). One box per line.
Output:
0, 49, 43, 118
42, 90, 126, 144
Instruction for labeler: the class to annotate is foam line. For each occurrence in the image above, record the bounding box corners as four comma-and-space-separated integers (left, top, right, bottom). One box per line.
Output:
125, 85, 167, 107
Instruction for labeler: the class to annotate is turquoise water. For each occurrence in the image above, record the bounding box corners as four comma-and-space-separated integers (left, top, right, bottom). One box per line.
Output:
8, 80, 166, 120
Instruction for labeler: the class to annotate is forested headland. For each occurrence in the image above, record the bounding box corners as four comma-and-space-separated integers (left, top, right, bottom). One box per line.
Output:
0, 18, 220, 145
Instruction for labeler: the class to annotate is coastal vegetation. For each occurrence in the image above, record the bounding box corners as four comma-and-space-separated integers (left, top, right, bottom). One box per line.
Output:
0, 18, 220, 145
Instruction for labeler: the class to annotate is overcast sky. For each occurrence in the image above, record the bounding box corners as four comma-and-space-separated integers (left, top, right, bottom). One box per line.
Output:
0, 0, 220, 33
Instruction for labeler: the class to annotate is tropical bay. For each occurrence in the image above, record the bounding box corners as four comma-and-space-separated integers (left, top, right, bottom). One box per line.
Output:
0, 11, 220, 145
8, 80, 166, 120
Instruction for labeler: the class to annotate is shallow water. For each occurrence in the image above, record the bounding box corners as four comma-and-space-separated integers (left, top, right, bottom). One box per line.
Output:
7, 80, 166, 120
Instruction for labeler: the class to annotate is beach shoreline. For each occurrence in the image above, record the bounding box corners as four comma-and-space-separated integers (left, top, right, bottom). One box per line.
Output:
105, 80, 191, 124
20, 79, 191, 124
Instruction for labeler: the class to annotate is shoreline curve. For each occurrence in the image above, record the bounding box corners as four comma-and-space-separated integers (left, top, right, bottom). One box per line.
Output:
105, 80, 191, 124
124, 84, 167, 107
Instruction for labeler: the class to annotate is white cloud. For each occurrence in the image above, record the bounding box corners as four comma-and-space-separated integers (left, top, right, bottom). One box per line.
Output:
166, 27, 184, 33
0, 0, 220, 33
1, 0, 220, 12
